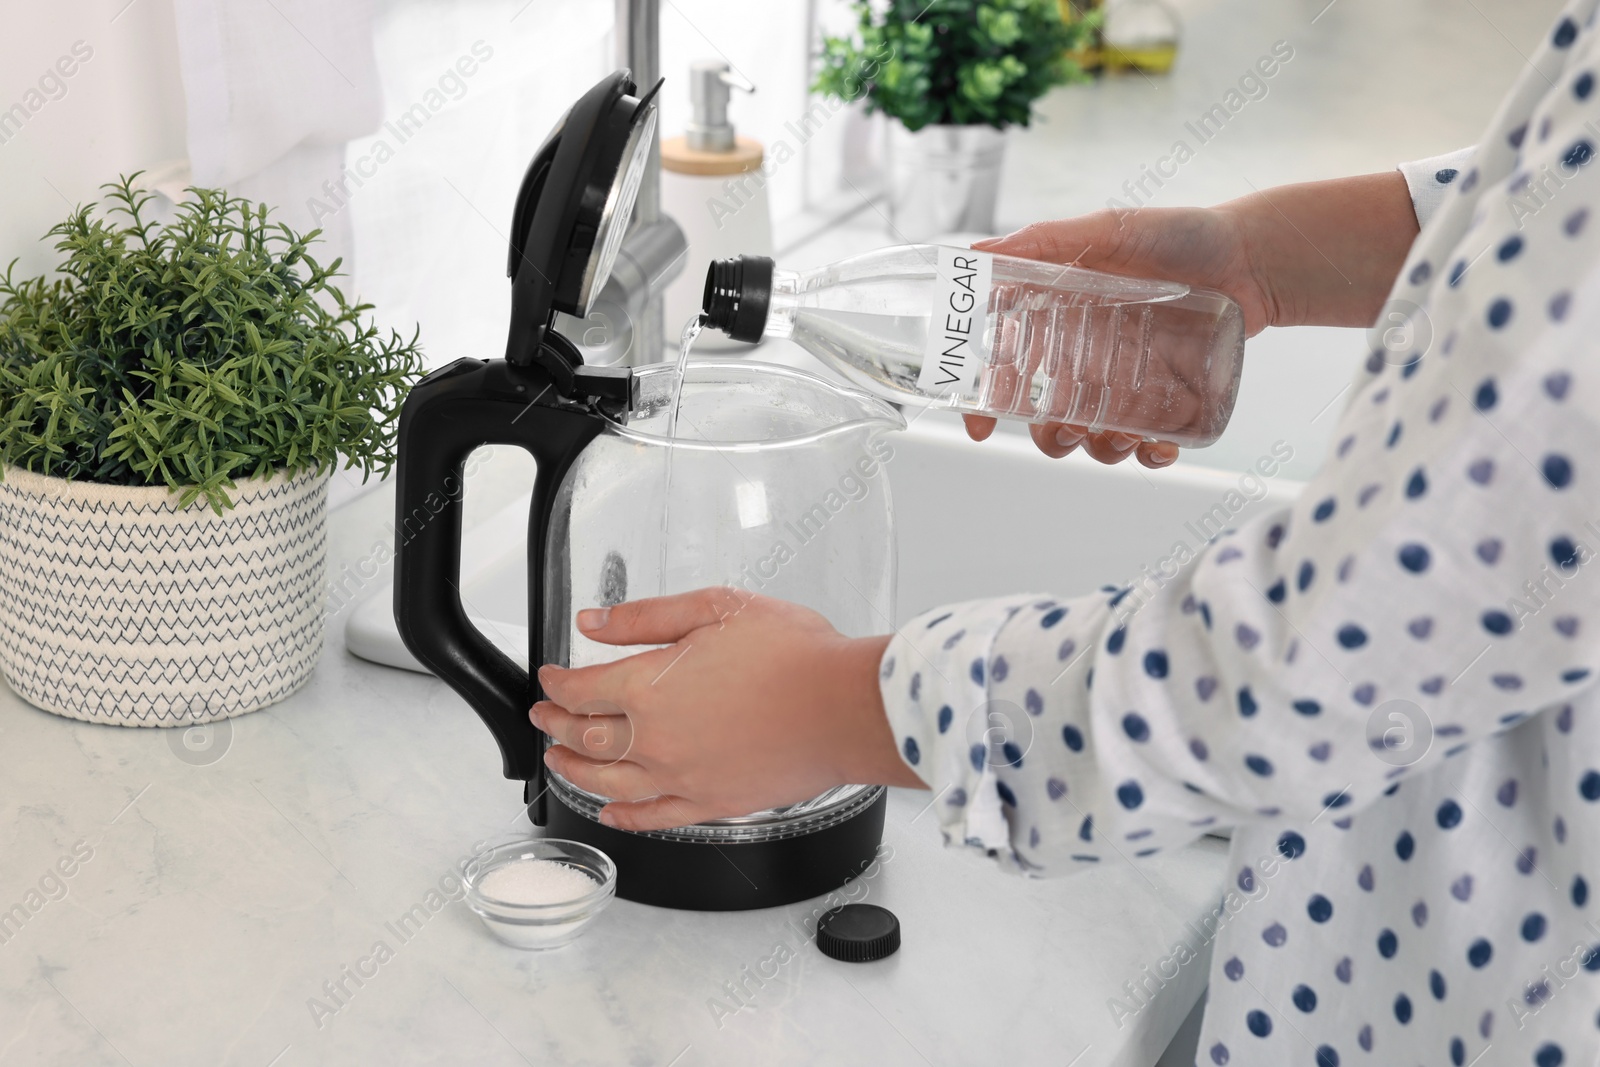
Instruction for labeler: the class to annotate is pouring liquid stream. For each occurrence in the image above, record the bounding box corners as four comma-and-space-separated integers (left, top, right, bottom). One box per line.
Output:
658, 316, 703, 595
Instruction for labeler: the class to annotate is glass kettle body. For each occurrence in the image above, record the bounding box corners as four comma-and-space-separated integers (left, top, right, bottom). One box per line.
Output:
541, 360, 902, 838
394, 354, 904, 910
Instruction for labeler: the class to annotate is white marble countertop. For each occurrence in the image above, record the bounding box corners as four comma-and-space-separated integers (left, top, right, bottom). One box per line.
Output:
0, 477, 1229, 1067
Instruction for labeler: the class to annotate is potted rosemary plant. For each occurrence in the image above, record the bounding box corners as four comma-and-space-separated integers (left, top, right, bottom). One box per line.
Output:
0, 177, 422, 726
815, 0, 1095, 239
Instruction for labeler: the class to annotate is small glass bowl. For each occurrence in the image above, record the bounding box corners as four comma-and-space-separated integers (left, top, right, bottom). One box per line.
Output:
464, 838, 617, 950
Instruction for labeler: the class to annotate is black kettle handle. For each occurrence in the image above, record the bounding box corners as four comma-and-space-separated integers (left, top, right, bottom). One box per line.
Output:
392, 356, 623, 821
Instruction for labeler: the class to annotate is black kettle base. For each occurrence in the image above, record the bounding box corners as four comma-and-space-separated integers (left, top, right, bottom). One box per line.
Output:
538, 790, 888, 911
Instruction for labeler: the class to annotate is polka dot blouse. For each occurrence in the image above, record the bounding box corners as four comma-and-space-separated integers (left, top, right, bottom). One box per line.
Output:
882, 4, 1600, 1064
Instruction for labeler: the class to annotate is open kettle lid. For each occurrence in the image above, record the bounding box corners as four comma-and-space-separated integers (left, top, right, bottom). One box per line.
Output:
504, 69, 662, 367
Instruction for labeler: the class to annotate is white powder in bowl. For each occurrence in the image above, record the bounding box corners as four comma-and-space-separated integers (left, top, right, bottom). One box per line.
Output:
478, 858, 599, 905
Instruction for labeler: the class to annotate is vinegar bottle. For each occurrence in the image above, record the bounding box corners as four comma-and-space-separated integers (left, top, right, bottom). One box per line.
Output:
699, 244, 1246, 448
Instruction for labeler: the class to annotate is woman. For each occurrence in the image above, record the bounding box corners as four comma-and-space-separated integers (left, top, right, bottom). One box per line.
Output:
532, 3, 1600, 1063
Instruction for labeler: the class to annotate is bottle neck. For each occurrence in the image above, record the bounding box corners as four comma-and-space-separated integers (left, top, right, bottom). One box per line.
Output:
764, 268, 802, 340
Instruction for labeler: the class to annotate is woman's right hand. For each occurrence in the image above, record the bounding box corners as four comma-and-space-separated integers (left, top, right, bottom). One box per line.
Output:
966, 171, 1419, 465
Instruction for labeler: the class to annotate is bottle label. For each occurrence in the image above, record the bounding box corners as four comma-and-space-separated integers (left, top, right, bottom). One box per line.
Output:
917, 246, 992, 397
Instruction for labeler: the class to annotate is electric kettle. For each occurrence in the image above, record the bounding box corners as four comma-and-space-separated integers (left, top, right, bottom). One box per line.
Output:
392, 70, 904, 910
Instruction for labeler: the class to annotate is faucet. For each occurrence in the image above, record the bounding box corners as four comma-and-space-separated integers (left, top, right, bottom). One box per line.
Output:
552, 0, 688, 368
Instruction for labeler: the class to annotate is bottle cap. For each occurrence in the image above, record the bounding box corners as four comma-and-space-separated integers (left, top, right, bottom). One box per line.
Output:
815, 903, 901, 963
702, 255, 772, 343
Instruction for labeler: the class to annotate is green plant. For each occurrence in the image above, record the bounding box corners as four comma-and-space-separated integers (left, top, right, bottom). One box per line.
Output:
813, 0, 1097, 130
0, 175, 423, 512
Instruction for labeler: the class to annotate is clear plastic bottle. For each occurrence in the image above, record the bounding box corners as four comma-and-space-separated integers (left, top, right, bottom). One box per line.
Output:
701, 244, 1246, 448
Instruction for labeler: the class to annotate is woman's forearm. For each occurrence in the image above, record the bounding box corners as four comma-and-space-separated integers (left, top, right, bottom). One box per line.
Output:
1219, 170, 1419, 330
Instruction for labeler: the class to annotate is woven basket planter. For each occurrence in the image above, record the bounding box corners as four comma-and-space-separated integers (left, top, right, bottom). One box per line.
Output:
0, 467, 328, 726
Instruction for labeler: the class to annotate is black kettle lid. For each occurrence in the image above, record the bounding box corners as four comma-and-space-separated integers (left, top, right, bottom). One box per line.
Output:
503, 69, 661, 376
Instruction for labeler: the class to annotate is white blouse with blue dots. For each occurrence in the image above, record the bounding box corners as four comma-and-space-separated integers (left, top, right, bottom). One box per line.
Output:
882, 4, 1600, 1065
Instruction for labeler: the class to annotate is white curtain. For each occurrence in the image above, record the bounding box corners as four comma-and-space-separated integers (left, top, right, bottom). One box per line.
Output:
172, 0, 384, 271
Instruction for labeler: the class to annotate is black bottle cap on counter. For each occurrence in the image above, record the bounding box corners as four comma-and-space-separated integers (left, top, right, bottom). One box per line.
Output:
815, 904, 901, 963
702, 255, 773, 343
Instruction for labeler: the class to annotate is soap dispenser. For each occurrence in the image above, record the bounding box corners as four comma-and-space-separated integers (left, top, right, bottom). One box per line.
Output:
660, 59, 774, 351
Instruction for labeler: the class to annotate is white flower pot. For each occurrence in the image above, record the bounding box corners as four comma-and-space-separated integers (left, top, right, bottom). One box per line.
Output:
0, 467, 328, 726
885, 122, 1009, 241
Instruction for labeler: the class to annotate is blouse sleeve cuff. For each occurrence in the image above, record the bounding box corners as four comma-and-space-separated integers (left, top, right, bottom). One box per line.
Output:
1397, 146, 1477, 230
877, 594, 1062, 869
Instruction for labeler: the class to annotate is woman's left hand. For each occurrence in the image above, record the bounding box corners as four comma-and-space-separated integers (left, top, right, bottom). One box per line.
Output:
532, 588, 922, 832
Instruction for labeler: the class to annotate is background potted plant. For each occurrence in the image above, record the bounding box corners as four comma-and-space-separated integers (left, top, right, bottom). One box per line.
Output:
0, 176, 422, 727
815, 0, 1096, 239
